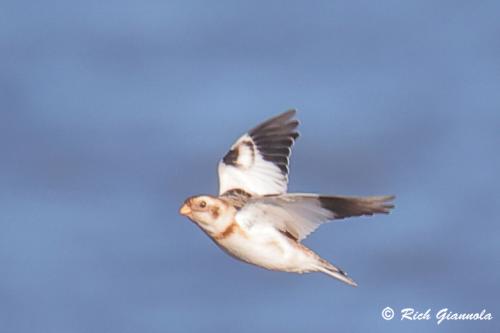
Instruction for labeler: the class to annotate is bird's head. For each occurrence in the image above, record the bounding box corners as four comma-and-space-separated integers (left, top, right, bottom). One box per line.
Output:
179, 195, 233, 235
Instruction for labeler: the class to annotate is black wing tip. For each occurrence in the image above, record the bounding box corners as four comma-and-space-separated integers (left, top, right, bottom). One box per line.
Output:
249, 109, 299, 134
367, 195, 395, 213
276, 109, 299, 126
244, 109, 300, 176
377, 195, 396, 213
318, 194, 396, 219
249, 110, 300, 143
280, 109, 297, 118
222, 148, 239, 165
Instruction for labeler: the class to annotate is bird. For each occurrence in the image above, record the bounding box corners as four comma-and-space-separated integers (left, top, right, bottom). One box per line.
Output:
179, 110, 394, 286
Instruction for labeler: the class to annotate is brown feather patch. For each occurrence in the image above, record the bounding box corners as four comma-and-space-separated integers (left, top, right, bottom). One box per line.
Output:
214, 222, 240, 240
210, 206, 220, 219
213, 221, 246, 240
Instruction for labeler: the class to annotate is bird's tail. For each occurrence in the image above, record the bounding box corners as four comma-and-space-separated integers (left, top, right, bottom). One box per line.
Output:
314, 259, 358, 287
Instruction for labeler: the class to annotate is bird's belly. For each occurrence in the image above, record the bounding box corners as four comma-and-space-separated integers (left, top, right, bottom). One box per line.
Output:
215, 233, 310, 272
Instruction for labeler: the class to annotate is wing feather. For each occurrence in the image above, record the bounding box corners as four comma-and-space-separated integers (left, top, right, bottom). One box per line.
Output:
236, 194, 395, 241
218, 110, 299, 195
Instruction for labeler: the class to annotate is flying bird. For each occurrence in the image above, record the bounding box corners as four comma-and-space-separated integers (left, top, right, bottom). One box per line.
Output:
180, 110, 394, 286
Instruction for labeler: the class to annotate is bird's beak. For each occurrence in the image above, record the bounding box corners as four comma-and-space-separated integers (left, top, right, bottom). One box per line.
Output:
179, 203, 192, 216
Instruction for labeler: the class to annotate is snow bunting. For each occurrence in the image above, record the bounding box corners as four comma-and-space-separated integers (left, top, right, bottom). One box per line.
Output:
180, 110, 394, 286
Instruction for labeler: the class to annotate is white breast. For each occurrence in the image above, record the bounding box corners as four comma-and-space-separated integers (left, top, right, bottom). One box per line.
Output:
215, 224, 314, 273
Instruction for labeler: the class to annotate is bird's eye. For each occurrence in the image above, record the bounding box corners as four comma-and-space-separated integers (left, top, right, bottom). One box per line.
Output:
199, 201, 207, 208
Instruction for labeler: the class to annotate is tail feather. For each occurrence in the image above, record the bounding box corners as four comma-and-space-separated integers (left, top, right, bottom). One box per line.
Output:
315, 259, 358, 287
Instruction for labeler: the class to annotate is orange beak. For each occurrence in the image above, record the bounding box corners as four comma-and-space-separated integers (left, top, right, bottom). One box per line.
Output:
179, 203, 192, 216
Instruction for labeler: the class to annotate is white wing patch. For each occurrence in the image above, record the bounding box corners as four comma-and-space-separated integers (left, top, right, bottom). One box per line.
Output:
218, 134, 288, 195
235, 194, 333, 241
235, 194, 395, 241
218, 110, 299, 196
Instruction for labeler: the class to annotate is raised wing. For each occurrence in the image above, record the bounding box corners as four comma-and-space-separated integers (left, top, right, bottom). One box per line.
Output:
236, 194, 395, 241
218, 110, 299, 196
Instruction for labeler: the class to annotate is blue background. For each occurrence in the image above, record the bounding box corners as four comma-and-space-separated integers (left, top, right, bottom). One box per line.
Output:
1, 1, 499, 332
